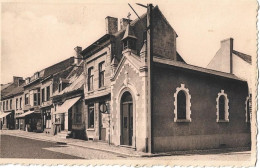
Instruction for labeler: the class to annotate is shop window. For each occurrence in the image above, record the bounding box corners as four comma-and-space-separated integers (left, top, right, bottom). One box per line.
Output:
74, 103, 82, 124
99, 62, 105, 88
88, 67, 94, 91
173, 84, 191, 122
46, 86, 50, 101
25, 93, 29, 105
88, 104, 94, 128
216, 90, 229, 122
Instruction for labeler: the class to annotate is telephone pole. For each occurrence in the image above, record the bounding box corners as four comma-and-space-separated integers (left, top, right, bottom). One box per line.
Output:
147, 3, 153, 153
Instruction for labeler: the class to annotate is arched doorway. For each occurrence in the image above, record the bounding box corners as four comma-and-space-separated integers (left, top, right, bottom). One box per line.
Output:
121, 91, 133, 146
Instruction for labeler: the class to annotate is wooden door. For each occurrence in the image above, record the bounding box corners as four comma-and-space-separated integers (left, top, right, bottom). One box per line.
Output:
121, 92, 133, 146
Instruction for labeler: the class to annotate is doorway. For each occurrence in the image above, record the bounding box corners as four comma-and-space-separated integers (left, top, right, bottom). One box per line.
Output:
121, 91, 133, 146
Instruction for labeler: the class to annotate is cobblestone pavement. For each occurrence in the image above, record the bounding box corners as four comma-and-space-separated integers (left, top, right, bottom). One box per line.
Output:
0, 130, 252, 162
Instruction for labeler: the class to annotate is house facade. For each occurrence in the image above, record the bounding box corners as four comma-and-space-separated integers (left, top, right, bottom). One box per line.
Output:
0, 77, 24, 130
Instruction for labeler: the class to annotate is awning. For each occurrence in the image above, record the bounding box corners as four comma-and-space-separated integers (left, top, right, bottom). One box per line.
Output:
0, 112, 11, 119
16, 111, 34, 118
53, 96, 81, 115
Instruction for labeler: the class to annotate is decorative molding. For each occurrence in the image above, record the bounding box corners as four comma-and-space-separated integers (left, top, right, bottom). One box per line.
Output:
173, 84, 192, 122
216, 89, 229, 122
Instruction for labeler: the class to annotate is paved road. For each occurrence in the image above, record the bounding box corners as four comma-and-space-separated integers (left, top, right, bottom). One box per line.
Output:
0, 135, 82, 159
0, 134, 252, 162
0, 135, 119, 159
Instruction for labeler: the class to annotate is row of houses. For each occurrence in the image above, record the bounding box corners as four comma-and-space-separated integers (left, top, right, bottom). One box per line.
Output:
0, 4, 253, 153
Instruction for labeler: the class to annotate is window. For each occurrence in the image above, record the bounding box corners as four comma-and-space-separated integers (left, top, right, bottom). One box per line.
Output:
34, 72, 39, 79
19, 97, 22, 109
0, 102, 1, 111
6, 100, 8, 110
25, 94, 29, 105
173, 84, 191, 122
46, 86, 50, 101
88, 104, 94, 128
42, 88, 45, 102
74, 103, 82, 124
3, 101, 5, 111
177, 91, 186, 119
25, 78, 30, 84
16, 98, 18, 110
216, 90, 229, 122
245, 95, 251, 123
99, 62, 105, 88
88, 67, 94, 91
33, 89, 40, 106
34, 93, 38, 106
10, 99, 12, 109
58, 83, 62, 92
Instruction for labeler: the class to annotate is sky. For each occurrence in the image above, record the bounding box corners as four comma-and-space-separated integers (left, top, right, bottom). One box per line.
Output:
1, 0, 257, 84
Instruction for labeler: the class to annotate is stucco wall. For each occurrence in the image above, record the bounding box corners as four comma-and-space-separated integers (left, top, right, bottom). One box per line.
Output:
111, 60, 147, 152
152, 64, 250, 152
232, 55, 252, 92
207, 39, 232, 73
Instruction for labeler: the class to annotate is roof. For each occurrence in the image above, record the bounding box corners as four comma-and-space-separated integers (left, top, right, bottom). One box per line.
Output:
81, 34, 112, 57
122, 24, 137, 40
24, 57, 74, 87
233, 50, 252, 64
52, 61, 84, 97
154, 57, 245, 82
3, 84, 24, 98
1, 83, 17, 99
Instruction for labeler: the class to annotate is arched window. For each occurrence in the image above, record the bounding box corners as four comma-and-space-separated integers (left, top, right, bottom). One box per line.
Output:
174, 84, 191, 122
216, 90, 229, 122
218, 95, 225, 120
177, 91, 186, 119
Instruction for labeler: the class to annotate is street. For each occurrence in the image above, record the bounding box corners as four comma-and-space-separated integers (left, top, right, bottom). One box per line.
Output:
0, 135, 120, 159
0, 134, 252, 161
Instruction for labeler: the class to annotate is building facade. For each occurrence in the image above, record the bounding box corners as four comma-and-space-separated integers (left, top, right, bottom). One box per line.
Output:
1, 4, 252, 154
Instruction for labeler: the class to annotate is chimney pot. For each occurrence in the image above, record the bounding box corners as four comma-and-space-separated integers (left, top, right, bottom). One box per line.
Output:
74, 46, 82, 65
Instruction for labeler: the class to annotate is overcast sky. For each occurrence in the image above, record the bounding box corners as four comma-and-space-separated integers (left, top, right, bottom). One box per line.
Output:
1, 0, 257, 84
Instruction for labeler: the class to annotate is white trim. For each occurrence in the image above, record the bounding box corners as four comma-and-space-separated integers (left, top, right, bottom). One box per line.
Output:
173, 84, 191, 122
216, 90, 229, 122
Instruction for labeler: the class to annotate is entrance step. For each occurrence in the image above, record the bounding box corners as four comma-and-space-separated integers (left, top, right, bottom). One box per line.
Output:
56, 131, 71, 139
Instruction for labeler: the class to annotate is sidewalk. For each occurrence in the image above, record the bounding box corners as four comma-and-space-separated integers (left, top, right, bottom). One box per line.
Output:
0, 130, 251, 158
0, 130, 147, 157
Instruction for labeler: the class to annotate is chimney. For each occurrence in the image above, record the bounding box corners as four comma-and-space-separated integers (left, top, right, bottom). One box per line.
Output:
74, 46, 82, 65
120, 18, 132, 30
105, 16, 118, 34
220, 38, 233, 73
